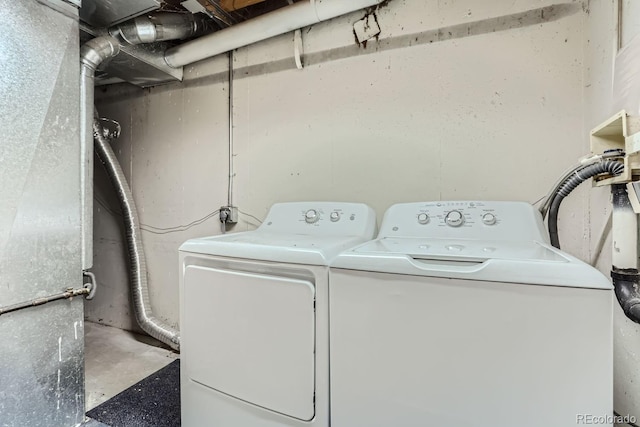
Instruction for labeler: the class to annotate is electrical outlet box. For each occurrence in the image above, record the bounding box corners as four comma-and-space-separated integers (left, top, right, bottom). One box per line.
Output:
220, 206, 239, 224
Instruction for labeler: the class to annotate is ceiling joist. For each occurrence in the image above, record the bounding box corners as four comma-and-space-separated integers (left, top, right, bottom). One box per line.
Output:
219, 0, 267, 12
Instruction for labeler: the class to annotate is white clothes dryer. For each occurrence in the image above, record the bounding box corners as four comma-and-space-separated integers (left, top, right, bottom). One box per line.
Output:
179, 202, 376, 427
329, 201, 613, 427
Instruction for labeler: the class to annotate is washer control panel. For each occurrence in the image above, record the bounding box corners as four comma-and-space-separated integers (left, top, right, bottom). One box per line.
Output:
259, 202, 377, 237
381, 201, 548, 242
409, 201, 501, 229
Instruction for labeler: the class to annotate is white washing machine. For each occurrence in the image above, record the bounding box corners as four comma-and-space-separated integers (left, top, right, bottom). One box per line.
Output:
330, 201, 613, 427
179, 202, 376, 427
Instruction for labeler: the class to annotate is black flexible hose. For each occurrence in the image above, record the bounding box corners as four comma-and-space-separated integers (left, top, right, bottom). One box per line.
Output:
548, 160, 624, 249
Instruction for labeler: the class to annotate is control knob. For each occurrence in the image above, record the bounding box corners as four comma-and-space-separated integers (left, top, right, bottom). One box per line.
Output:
445, 210, 464, 227
482, 213, 497, 225
330, 211, 341, 222
305, 209, 319, 224
417, 213, 430, 224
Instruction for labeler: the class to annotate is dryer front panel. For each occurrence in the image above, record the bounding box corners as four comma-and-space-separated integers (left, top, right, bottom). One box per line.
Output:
183, 265, 316, 421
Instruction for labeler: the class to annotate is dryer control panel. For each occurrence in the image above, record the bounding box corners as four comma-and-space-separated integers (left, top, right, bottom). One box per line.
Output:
378, 201, 548, 243
259, 202, 377, 238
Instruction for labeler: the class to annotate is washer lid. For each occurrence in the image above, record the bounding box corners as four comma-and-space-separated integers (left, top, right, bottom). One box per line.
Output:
179, 202, 377, 266
332, 237, 611, 290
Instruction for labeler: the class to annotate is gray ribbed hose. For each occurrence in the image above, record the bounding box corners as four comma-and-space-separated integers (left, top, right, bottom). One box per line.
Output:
93, 121, 180, 351
548, 160, 624, 249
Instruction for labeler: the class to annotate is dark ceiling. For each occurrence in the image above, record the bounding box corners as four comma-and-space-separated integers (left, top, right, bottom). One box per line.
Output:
158, 0, 301, 26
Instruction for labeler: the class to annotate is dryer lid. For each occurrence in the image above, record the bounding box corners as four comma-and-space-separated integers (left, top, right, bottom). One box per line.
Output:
179, 202, 377, 266
180, 232, 370, 265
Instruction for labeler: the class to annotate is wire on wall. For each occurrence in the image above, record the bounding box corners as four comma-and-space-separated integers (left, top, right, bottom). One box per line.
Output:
238, 209, 263, 224
95, 196, 220, 234
96, 196, 265, 232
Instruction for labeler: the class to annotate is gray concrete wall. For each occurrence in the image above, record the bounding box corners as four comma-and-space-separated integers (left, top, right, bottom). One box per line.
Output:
93, 0, 589, 330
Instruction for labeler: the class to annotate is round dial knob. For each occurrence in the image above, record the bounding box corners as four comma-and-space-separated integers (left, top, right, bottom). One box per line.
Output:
330, 211, 341, 222
482, 213, 497, 225
445, 210, 464, 227
417, 213, 429, 224
305, 209, 319, 224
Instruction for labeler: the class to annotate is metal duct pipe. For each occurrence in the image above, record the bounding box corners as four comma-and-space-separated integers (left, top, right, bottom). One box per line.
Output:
164, 0, 385, 68
111, 12, 211, 45
80, 36, 120, 270
93, 120, 181, 351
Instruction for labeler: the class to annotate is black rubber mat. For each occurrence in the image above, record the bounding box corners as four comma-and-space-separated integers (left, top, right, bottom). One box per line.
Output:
87, 360, 180, 427
83, 418, 110, 427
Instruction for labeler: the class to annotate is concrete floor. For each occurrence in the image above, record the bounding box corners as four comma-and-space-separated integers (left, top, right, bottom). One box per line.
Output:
84, 321, 179, 410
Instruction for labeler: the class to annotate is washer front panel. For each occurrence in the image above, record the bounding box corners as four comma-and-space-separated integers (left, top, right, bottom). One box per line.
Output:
329, 269, 613, 427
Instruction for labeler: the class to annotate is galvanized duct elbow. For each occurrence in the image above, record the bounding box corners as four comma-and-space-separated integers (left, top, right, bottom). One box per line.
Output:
81, 36, 120, 72
110, 12, 211, 45
93, 120, 180, 351
80, 36, 120, 270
